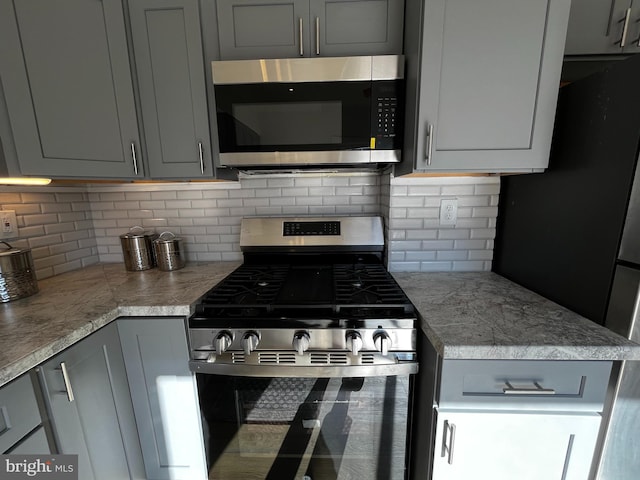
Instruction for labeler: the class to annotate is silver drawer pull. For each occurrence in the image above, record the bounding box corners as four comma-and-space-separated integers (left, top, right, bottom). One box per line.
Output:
198, 141, 204, 175
60, 362, 75, 402
616, 8, 632, 47
299, 18, 304, 56
441, 420, 456, 464
503, 381, 556, 395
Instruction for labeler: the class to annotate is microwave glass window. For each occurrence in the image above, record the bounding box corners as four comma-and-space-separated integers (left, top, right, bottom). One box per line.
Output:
232, 102, 343, 145
215, 81, 372, 152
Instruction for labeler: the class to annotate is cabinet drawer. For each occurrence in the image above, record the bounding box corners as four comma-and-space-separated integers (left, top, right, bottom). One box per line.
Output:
0, 374, 42, 453
438, 360, 612, 412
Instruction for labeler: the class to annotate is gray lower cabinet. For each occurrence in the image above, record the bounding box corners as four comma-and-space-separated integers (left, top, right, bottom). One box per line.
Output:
216, 0, 404, 59
398, 0, 571, 175
6, 427, 51, 455
565, 0, 640, 55
117, 317, 207, 480
411, 335, 614, 480
128, 0, 214, 178
0, 0, 143, 179
431, 410, 601, 480
0, 373, 49, 454
38, 322, 145, 480
431, 360, 613, 480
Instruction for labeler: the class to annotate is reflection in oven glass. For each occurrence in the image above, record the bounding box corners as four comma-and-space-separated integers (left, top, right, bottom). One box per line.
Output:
197, 375, 411, 480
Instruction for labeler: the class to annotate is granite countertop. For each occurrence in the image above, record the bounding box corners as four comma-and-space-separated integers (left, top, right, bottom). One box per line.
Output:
393, 271, 640, 361
0, 262, 240, 387
2, 264, 639, 387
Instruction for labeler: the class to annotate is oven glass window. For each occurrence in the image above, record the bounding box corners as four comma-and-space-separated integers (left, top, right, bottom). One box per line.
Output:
215, 81, 372, 152
197, 374, 412, 480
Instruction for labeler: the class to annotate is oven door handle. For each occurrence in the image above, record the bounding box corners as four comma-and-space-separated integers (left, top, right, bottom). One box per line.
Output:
189, 361, 418, 378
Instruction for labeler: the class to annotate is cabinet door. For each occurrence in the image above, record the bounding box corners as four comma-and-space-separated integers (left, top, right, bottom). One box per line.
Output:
129, 0, 214, 178
6, 427, 51, 455
309, 0, 404, 56
217, 0, 310, 59
432, 410, 601, 480
0, 374, 42, 454
38, 323, 145, 480
0, 0, 142, 178
565, 0, 632, 55
118, 318, 207, 480
399, 0, 571, 175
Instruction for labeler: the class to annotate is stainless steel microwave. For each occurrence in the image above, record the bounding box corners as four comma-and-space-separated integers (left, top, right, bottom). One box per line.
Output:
211, 55, 404, 168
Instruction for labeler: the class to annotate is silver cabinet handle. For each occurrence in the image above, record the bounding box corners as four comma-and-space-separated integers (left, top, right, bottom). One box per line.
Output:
130, 142, 139, 175
60, 362, 75, 402
441, 420, 456, 465
616, 8, 632, 47
299, 17, 304, 56
315, 17, 320, 55
503, 381, 556, 395
425, 123, 434, 166
198, 142, 204, 175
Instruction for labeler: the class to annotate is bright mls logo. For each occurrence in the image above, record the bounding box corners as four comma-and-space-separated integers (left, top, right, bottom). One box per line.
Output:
0, 455, 77, 480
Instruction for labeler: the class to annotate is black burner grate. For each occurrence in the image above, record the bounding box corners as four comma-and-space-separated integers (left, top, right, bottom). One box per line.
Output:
199, 264, 288, 307
195, 262, 414, 318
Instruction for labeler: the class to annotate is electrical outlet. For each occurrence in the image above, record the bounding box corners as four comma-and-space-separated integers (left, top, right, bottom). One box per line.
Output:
439, 199, 458, 226
0, 210, 18, 239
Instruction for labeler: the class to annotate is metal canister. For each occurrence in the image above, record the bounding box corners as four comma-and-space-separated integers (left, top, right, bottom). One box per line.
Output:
0, 241, 38, 302
119, 226, 159, 271
153, 231, 185, 271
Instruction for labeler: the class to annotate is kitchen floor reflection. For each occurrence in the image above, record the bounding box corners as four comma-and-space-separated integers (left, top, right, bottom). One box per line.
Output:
197, 375, 411, 480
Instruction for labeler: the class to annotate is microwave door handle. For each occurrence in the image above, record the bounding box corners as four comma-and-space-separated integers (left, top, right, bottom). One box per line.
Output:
299, 17, 304, 56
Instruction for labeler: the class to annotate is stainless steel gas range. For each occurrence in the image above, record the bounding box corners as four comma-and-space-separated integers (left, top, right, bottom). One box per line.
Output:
188, 216, 417, 480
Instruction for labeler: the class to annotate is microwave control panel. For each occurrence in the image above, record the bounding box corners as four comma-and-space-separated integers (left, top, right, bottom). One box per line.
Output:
371, 81, 403, 149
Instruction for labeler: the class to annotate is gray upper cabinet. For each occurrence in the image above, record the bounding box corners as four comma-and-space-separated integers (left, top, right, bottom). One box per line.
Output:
38, 322, 145, 480
565, 0, 640, 55
129, 0, 214, 178
397, 0, 571, 175
216, 0, 404, 60
0, 0, 143, 178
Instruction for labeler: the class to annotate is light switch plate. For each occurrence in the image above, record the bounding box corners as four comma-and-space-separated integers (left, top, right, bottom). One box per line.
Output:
0, 210, 19, 239
439, 199, 458, 226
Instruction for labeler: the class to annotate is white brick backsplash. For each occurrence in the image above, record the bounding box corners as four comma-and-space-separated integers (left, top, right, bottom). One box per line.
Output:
384, 175, 499, 272
41, 203, 72, 213
0, 171, 499, 277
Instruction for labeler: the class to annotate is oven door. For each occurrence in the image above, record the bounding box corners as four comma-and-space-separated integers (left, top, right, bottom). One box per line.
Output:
197, 373, 413, 480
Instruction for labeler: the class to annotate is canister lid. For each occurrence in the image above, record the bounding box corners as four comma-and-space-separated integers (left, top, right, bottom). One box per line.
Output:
153, 231, 182, 244
0, 241, 31, 257
120, 226, 157, 239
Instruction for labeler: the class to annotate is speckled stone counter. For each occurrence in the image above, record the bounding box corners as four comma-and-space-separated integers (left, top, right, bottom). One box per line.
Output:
2, 266, 639, 387
393, 271, 640, 361
0, 262, 240, 387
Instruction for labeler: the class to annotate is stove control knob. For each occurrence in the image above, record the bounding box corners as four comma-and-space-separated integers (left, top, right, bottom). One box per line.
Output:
345, 331, 363, 355
373, 331, 392, 356
242, 331, 260, 355
214, 331, 233, 355
292, 331, 311, 355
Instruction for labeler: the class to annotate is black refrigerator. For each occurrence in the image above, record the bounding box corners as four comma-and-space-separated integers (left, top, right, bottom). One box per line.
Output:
494, 56, 640, 479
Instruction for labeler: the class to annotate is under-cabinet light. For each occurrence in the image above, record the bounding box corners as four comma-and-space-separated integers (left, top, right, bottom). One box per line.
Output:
0, 177, 52, 186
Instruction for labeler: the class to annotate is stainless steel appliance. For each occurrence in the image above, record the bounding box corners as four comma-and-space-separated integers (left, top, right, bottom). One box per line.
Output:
211, 55, 404, 168
493, 55, 640, 479
188, 216, 417, 480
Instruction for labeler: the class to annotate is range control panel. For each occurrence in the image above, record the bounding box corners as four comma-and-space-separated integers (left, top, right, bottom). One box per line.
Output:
283, 221, 341, 236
